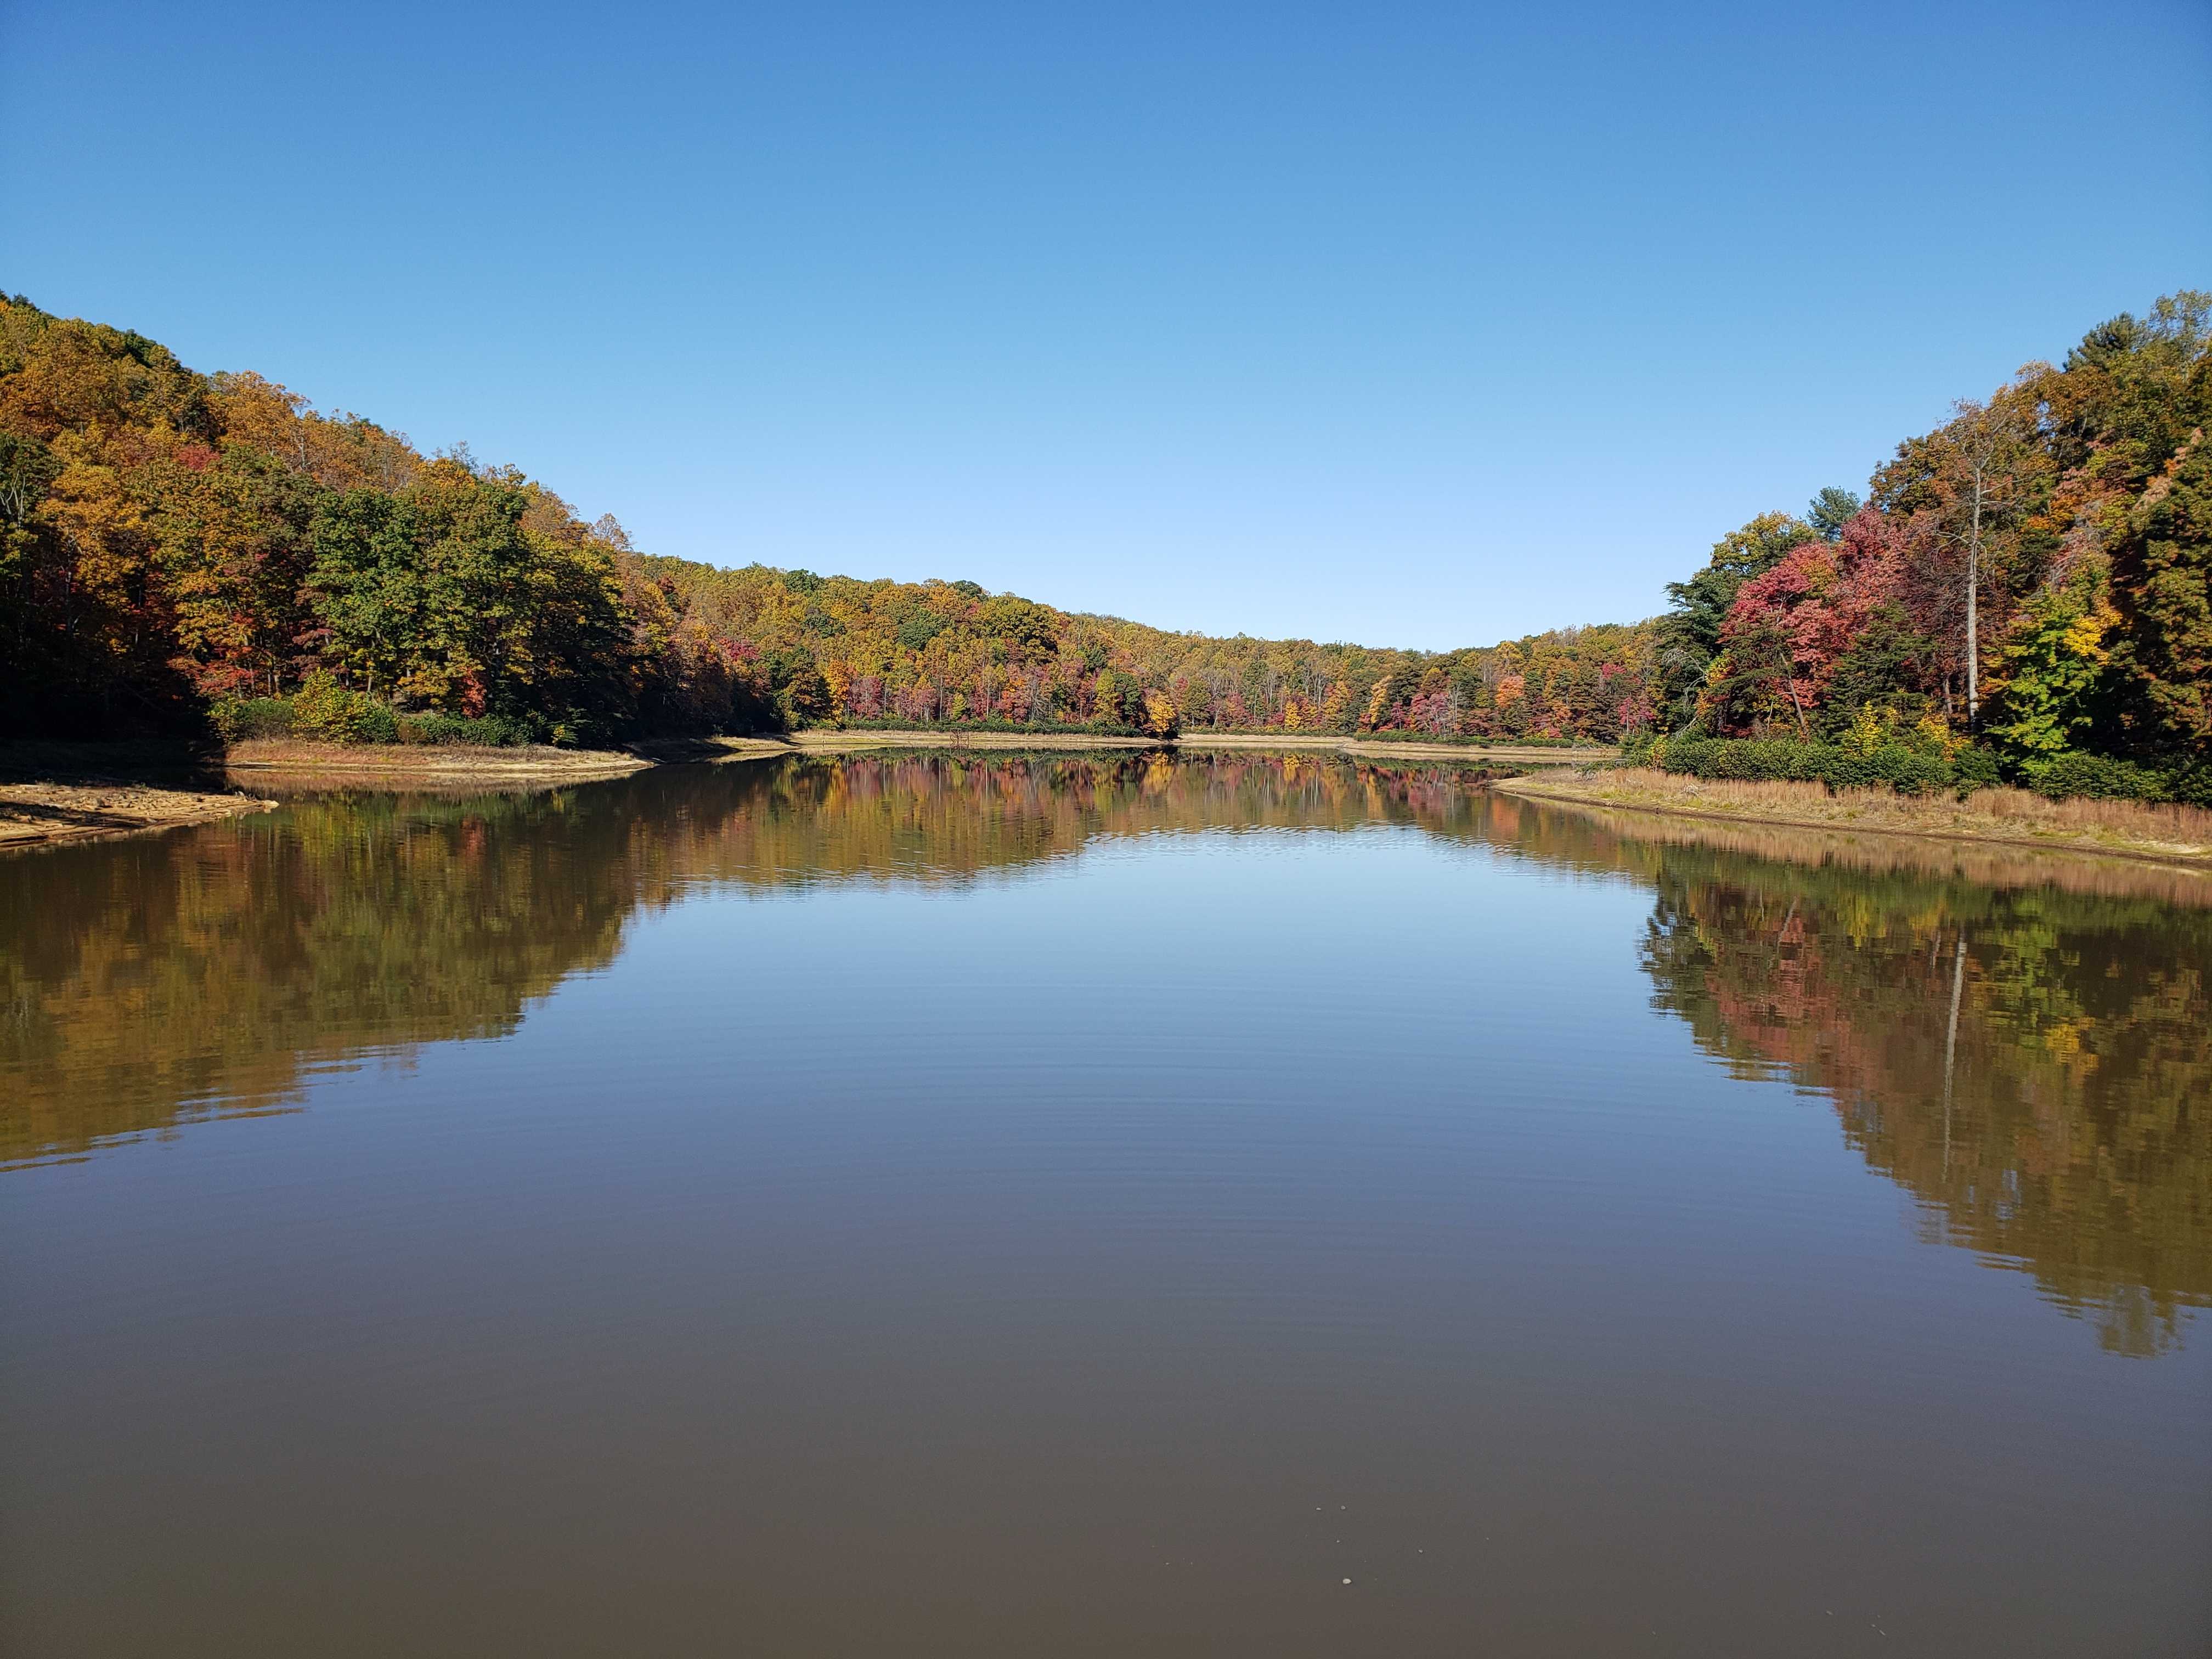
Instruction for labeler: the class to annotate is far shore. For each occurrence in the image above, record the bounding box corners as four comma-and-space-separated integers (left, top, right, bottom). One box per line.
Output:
770, 730, 1153, 753
0, 730, 1579, 848
714, 730, 1597, 762
1175, 733, 1594, 763
10, 735, 2208, 880
1495, 766, 2212, 872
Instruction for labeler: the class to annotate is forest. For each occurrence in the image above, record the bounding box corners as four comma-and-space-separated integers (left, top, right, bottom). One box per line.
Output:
2, 290, 2204, 790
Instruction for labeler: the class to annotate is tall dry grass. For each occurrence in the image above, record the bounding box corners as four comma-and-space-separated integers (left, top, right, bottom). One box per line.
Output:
1963, 785, 2212, 844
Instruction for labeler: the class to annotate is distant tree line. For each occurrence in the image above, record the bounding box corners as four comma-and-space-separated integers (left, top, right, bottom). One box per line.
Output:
2, 291, 2204, 781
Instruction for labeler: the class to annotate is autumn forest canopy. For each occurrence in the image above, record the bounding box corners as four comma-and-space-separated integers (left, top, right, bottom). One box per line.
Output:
1, 290, 2205, 788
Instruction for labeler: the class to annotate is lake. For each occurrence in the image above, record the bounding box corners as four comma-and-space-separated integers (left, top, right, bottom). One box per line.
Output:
3, 751, 2207, 1656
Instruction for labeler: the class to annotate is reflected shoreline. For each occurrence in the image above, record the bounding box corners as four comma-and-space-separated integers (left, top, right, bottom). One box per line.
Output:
1503, 791, 2212, 910
5, 751, 2204, 1352
1496, 779, 2212, 907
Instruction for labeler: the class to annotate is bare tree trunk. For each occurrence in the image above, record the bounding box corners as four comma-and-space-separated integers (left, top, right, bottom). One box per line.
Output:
1966, 465, 1983, 723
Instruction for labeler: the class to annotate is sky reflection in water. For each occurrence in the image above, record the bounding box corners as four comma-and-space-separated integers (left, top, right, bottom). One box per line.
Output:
3, 753, 2207, 1657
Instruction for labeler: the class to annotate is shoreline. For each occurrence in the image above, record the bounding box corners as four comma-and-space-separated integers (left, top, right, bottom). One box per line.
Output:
223, 738, 653, 777
12, 736, 2205, 881
1175, 733, 1593, 763
1, 778, 278, 850
0, 730, 1583, 848
712, 730, 1597, 762
1493, 767, 2212, 872
774, 730, 1152, 753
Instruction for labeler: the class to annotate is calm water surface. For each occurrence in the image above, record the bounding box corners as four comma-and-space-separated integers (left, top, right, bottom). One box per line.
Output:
3, 753, 2208, 1656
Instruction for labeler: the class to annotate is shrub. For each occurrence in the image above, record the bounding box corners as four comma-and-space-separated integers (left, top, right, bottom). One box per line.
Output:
209, 682, 538, 748
291, 673, 377, 742
1951, 745, 2004, 791
2045, 754, 2212, 808
1643, 735, 2001, 798
208, 696, 295, 741
395, 711, 534, 747
2170, 763, 2212, 808
351, 700, 399, 744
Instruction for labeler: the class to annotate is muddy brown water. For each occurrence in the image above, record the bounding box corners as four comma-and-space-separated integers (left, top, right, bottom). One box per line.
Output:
3, 753, 2207, 1656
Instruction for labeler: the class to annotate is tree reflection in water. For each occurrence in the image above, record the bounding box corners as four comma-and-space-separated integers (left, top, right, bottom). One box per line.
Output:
3, 751, 2203, 1353
1473, 790, 2210, 1357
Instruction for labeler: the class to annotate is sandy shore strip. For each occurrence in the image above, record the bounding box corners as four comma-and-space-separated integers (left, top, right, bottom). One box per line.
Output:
0, 778, 279, 849
223, 738, 653, 777
1494, 766, 2212, 871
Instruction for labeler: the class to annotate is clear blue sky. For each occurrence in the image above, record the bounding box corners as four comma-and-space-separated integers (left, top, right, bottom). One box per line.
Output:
5, 1, 2208, 648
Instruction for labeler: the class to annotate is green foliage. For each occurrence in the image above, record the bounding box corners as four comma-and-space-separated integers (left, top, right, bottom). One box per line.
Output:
208, 696, 296, 741
307, 465, 630, 720
895, 612, 947, 651
0, 430, 60, 523
396, 710, 535, 747
1951, 744, 2004, 791
1805, 486, 1861, 542
2105, 433, 2212, 758
1984, 577, 2118, 759
1648, 735, 1985, 798
772, 656, 831, 728
291, 671, 387, 742
208, 684, 535, 747
1816, 604, 1933, 738
2017, 752, 2211, 806
977, 595, 1057, 655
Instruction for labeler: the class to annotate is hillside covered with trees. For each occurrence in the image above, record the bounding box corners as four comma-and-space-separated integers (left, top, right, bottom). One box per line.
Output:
0, 291, 1647, 747
1646, 291, 2209, 799
2, 290, 2204, 786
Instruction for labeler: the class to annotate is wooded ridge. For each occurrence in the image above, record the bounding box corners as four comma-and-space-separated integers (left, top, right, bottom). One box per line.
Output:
3, 291, 2204, 798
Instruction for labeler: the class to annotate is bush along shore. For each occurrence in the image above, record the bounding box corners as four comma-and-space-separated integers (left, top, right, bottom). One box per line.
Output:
212, 674, 549, 748
1624, 721, 2210, 807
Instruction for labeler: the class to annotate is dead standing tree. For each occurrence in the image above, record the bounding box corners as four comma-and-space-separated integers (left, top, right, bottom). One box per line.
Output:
1934, 394, 2036, 726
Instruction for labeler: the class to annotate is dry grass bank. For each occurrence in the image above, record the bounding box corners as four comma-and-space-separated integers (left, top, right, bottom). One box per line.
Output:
1, 778, 276, 849
223, 738, 651, 778
1497, 766, 2212, 868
